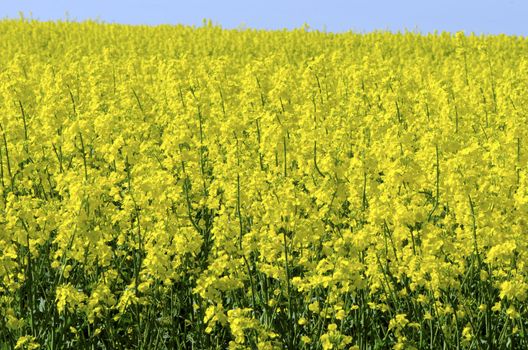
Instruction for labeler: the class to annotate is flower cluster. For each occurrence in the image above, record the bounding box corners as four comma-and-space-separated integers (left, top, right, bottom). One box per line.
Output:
1, 19, 527, 349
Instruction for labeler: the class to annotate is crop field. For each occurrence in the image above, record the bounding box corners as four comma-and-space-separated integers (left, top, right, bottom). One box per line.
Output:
1, 20, 528, 349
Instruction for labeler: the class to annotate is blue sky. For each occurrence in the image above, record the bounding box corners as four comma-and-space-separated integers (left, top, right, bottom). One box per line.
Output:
1, 0, 526, 35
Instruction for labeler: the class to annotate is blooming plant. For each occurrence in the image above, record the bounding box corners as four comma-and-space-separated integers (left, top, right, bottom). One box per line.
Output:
0, 19, 527, 349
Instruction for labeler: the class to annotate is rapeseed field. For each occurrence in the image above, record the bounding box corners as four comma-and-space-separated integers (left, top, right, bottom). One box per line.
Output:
1, 19, 528, 349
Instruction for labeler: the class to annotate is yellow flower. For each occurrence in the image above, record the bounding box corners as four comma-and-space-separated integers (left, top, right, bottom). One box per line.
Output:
389, 314, 409, 331
308, 301, 320, 313
55, 284, 87, 314
462, 324, 473, 345
336, 309, 346, 320
15, 336, 40, 350
492, 302, 502, 312
506, 306, 520, 319
301, 335, 311, 344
